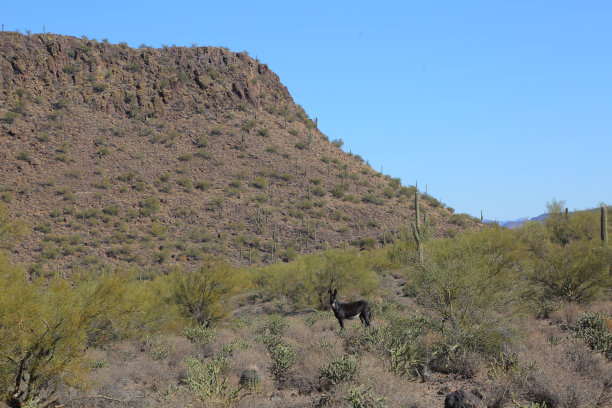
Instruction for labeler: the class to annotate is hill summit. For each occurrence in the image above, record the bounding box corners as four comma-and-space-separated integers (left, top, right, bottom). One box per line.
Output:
0, 32, 474, 273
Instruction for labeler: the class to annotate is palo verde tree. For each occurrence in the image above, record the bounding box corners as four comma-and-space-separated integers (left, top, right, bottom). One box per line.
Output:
0, 256, 139, 407
405, 226, 528, 356
166, 256, 247, 327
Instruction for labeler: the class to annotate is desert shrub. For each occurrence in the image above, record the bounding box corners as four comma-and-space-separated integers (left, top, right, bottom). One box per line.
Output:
139, 196, 160, 217
258, 128, 270, 137
295, 141, 307, 150
319, 355, 357, 386
529, 238, 612, 303
17, 150, 31, 161
0, 259, 141, 406
185, 354, 247, 406
515, 338, 609, 408
571, 311, 612, 360
353, 237, 377, 250
141, 332, 173, 359
3, 111, 20, 123
209, 125, 223, 136
177, 176, 193, 191
242, 120, 256, 132
253, 176, 268, 189
345, 313, 431, 378
196, 133, 208, 148
450, 213, 475, 227
331, 183, 348, 198
103, 204, 120, 216
179, 152, 193, 161
195, 180, 212, 190
0, 204, 26, 250
404, 228, 527, 357
253, 249, 378, 309
166, 257, 247, 326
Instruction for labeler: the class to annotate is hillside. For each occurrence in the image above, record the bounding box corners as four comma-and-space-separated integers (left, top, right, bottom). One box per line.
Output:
0, 32, 476, 273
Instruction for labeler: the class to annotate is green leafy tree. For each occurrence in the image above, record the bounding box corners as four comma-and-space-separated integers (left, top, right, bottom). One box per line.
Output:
253, 249, 378, 309
0, 257, 139, 406
167, 257, 247, 326
531, 239, 612, 302
405, 227, 527, 355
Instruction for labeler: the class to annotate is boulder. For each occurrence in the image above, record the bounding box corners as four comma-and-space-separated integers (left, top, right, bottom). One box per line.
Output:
444, 389, 483, 408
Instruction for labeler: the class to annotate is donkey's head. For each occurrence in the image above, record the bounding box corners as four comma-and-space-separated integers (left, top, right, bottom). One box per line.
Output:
329, 288, 338, 310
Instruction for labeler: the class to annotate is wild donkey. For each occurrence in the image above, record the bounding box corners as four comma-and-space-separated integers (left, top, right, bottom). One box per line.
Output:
329, 288, 372, 330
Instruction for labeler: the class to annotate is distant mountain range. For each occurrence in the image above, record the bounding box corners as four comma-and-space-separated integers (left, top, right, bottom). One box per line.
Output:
483, 213, 550, 229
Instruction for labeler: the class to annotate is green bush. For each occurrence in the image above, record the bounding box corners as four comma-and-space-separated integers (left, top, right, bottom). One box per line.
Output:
530, 238, 612, 303
404, 228, 527, 357
253, 176, 268, 189
0, 259, 142, 406
167, 258, 247, 325
362, 193, 384, 205
253, 249, 378, 309
139, 196, 160, 217
195, 180, 212, 190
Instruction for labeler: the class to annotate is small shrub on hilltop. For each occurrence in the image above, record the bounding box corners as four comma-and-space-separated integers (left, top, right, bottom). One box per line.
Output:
139, 196, 160, 217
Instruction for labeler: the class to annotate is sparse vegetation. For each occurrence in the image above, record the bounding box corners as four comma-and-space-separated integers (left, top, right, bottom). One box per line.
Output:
0, 34, 609, 408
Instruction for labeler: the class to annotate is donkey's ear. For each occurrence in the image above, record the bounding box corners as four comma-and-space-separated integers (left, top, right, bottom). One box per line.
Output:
333, 288, 337, 296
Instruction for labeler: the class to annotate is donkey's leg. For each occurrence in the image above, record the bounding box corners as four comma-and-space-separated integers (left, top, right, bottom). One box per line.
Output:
337, 318, 345, 330
364, 305, 372, 326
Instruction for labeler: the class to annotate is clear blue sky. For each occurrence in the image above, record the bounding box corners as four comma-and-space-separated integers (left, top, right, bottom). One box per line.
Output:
4, 1, 611, 220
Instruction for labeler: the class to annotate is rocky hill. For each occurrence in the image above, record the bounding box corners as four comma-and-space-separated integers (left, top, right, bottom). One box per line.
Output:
0, 32, 476, 274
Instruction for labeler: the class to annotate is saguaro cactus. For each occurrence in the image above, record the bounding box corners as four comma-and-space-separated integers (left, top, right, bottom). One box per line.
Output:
601, 206, 608, 244
411, 192, 429, 263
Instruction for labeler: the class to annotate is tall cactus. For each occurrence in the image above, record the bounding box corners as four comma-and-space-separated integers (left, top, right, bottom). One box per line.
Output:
601, 206, 608, 244
411, 191, 429, 263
